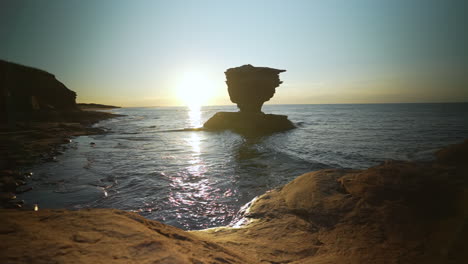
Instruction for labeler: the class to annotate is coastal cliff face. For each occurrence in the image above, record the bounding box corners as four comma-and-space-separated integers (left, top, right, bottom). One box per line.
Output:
0, 60, 77, 122
0, 60, 118, 193
1, 140, 467, 263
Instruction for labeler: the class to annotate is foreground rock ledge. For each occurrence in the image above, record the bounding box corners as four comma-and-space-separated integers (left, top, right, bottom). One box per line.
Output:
0, 209, 250, 264
1, 140, 467, 263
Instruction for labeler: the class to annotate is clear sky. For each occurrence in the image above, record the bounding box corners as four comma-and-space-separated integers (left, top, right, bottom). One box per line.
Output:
1, 0, 467, 106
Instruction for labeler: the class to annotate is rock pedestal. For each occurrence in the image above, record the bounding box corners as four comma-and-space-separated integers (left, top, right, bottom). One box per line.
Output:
203, 112, 295, 134
203, 64, 295, 135
226, 64, 285, 113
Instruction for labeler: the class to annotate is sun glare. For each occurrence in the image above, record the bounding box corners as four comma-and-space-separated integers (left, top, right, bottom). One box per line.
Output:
175, 70, 218, 108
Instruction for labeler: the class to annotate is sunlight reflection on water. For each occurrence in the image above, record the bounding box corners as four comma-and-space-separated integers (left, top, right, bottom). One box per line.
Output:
188, 105, 202, 127
166, 110, 227, 228
188, 132, 201, 154
18, 104, 468, 230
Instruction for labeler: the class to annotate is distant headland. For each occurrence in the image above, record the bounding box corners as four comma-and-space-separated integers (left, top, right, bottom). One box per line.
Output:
0, 59, 120, 208
77, 103, 121, 110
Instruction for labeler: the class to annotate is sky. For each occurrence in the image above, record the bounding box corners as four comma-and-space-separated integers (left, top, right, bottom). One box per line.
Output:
1, 0, 467, 106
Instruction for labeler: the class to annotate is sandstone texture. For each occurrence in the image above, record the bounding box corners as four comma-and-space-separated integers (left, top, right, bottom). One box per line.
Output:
196, 140, 468, 263
0, 209, 251, 264
1, 140, 467, 263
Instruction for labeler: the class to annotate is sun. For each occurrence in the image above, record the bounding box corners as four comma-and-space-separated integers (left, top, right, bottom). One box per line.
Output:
175, 70, 217, 108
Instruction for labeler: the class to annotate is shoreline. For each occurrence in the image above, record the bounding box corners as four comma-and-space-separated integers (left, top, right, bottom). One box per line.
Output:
0, 139, 467, 263
0, 110, 121, 209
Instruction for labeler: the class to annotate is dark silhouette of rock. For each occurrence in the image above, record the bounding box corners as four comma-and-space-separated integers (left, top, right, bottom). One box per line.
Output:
0, 60, 78, 122
203, 112, 295, 134
77, 103, 120, 109
204, 64, 295, 134
226, 64, 285, 113
0, 60, 119, 178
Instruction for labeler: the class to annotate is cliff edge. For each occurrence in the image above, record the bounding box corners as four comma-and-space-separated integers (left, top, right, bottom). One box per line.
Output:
0, 61, 120, 204
0, 60, 77, 120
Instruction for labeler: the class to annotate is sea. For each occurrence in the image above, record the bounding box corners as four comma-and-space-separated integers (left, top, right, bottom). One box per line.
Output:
19, 103, 468, 230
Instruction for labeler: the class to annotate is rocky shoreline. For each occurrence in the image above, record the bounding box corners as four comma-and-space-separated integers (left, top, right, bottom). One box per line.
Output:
1, 140, 466, 263
1, 59, 122, 209
0, 110, 120, 209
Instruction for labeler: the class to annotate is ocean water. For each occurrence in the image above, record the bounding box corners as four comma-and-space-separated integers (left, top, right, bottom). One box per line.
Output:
20, 103, 468, 230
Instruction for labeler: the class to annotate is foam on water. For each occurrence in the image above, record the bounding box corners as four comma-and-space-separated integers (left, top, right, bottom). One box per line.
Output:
20, 103, 468, 230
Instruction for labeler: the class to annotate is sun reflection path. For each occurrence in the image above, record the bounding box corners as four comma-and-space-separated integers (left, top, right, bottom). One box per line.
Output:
188, 105, 202, 128
165, 115, 238, 229
162, 106, 239, 229
188, 132, 201, 155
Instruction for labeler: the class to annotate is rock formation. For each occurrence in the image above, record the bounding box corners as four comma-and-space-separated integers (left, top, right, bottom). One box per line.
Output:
0, 60, 119, 174
203, 64, 295, 134
0, 60, 78, 122
203, 111, 295, 134
1, 140, 467, 263
226, 64, 285, 113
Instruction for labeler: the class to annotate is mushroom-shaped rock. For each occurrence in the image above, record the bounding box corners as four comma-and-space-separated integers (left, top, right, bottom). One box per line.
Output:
203, 64, 295, 135
226, 64, 285, 113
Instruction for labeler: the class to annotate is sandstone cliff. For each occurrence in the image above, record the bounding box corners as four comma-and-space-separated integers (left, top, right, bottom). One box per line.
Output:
0, 60, 78, 122
0, 60, 119, 194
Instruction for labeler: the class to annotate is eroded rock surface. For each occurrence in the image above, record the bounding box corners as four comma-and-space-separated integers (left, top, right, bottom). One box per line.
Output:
0, 209, 251, 264
1, 140, 467, 263
197, 140, 468, 263
225, 64, 285, 113
204, 64, 294, 134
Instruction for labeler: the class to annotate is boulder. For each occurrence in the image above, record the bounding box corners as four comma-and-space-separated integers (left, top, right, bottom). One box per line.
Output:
195, 140, 468, 263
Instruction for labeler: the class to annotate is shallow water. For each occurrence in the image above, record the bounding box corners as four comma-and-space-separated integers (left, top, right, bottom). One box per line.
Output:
20, 103, 468, 230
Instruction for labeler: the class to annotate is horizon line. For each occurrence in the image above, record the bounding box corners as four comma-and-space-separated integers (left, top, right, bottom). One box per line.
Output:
85, 101, 468, 108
